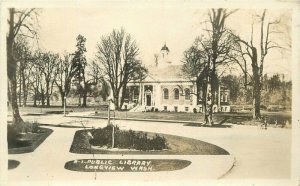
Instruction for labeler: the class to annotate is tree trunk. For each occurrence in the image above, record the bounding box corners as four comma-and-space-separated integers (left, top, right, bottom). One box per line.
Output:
82, 93, 87, 107
7, 8, 23, 125
47, 97, 50, 107
41, 89, 45, 106
120, 84, 127, 110
8, 80, 12, 105
18, 69, 22, 106
60, 92, 65, 107
78, 95, 81, 107
33, 94, 37, 107
113, 91, 119, 110
253, 78, 261, 119
21, 67, 27, 107
9, 78, 24, 124
251, 47, 261, 119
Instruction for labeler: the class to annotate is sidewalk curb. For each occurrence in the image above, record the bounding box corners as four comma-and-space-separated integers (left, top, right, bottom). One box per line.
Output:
217, 156, 236, 179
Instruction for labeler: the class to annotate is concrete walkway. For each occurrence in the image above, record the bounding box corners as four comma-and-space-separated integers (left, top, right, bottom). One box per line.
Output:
7, 112, 291, 184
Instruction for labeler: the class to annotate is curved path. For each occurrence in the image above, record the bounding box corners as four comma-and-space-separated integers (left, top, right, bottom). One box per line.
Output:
7, 113, 291, 184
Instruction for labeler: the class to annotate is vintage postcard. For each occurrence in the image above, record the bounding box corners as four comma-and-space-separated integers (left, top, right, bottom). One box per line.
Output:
1, 0, 300, 186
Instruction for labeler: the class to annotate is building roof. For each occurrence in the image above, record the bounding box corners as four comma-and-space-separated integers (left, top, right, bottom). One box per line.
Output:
142, 65, 192, 83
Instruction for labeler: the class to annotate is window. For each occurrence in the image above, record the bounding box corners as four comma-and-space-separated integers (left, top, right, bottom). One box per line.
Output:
185, 107, 189, 112
163, 89, 169, 99
174, 88, 179, 100
184, 89, 190, 100
225, 94, 228, 102
164, 106, 167, 111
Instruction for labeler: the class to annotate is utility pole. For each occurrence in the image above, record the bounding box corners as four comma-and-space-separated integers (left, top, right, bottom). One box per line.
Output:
64, 92, 66, 117
107, 99, 110, 126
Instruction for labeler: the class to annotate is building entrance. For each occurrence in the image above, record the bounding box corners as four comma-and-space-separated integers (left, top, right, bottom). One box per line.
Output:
146, 95, 151, 106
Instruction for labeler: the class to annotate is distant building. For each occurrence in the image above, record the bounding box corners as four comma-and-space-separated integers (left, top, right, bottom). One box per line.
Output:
123, 44, 230, 112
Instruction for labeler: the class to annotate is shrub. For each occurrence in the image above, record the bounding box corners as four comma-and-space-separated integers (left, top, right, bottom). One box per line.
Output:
21, 122, 40, 133
89, 126, 168, 151
8, 122, 40, 134
7, 124, 21, 147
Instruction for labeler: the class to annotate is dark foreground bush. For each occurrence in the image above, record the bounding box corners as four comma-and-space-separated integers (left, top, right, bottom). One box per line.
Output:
7, 122, 41, 145
89, 125, 168, 151
7, 124, 21, 147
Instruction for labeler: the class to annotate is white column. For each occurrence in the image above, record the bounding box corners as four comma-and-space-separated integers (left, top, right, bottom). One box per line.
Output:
156, 84, 160, 108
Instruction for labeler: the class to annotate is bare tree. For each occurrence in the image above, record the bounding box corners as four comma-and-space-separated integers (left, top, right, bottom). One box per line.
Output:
182, 40, 206, 106
14, 37, 34, 107
182, 9, 236, 125
85, 61, 110, 101
7, 8, 39, 124
234, 10, 282, 119
39, 51, 59, 107
96, 28, 148, 110
30, 54, 41, 107
54, 53, 78, 107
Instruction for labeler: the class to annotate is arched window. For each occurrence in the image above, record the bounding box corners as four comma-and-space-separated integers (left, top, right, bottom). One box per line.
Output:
184, 89, 190, 100
174, 88, 179, 100
163, 88, 169, 99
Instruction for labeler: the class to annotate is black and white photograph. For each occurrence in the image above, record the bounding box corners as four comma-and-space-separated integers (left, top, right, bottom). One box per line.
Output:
1, 1, 300, 186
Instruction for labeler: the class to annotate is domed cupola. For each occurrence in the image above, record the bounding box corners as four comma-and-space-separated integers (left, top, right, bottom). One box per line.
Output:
161, 43, 170, 52
160, 43, 169, 59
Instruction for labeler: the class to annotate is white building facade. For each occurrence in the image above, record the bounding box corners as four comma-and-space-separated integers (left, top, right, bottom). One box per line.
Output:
123, 44, 230, 113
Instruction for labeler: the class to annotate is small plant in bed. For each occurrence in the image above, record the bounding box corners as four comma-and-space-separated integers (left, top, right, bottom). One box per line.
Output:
89, 125, 168, 151
7, 121, 53, 154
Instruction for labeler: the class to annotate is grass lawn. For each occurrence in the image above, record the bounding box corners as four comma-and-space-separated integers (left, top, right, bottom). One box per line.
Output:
8, 105, 291, 126
8, 105, 96, 115
70, 129, 229, 155
93, 110, 291, 126
8, 127, 53, 154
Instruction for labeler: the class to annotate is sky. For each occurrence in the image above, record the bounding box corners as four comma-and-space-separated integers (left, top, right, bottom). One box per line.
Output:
36, 5, 292, 79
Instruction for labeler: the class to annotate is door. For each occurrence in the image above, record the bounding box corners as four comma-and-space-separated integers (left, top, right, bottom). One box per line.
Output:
146, 95, 151, 106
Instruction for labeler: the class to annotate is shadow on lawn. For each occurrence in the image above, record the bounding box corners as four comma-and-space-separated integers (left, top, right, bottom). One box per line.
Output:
25, 111, 70, 116
184, 118, 232, 128
184, 123, 233, 128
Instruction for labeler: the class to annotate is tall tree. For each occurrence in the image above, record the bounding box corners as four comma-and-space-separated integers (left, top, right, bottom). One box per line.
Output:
204, 8, 237, 124
7, 8, 39, 124
234, 10, 282, 119
183, 9, 236, 125
96, 28, 148, 110
72, 35, 88, 107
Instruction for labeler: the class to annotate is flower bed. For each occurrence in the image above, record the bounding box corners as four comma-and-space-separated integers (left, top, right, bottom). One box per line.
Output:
89, 125, 168, 151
